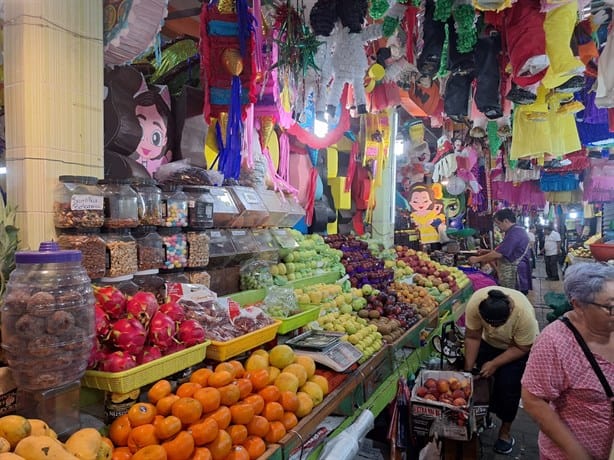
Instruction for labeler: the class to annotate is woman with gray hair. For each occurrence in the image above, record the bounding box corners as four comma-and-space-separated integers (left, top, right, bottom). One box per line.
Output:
521, 263, 614, 460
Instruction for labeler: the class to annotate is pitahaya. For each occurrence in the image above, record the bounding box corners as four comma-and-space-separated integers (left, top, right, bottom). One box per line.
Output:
94, 285, 127, 319
100, 351, 137, 372
110, 317, 147, 355
158, 301, 186, 323
136, 345, 163, 364
148, 312, 177, 351
94, 304, 111, 338
87, 337, 105, 369
177, 319, 206, 347
165, 341, 187, 355
126, 291, 159, 327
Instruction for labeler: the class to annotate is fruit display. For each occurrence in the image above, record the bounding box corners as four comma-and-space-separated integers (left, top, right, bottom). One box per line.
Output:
413, 375, 472, 407
359, 286, 422, 329
293, 282, 344, 308
316, 312, 383, 361
325, 235, 393, 290
384, 259, 416, 281
90, 285, 207, 372
568, 246, 593, 258
366, 316, 405, 343
240, 260, 274, 290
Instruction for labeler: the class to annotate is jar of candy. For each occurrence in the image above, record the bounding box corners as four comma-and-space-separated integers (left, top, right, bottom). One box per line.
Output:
1, 241, 95, 390
53, 175, 104, 229
132, 226, 164, 271
133, 178, 163, 226
101, 229, 138, 277
132, 269, 166, 304
160, 184, 188, 227
56, 228, 106, 280
159, 227, 187, 270
99, 179, 139, 229
93, 274, 139, 297
184, 186, 214, 229
186, 230, 210, 268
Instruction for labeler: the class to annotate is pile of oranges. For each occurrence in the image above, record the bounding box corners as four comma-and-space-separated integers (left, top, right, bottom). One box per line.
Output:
108, 347, 328, 460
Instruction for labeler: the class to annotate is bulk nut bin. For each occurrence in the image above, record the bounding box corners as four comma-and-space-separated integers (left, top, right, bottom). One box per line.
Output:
229, 229, 259, 264
278, 195, 306, 228
158, 268, 189, 285
1, 242, 95, 391
56, 228, 106, 280
184, 268, 211, 287
93, 274, 139, 298
53, 175, 104, 229
251, 228, 280, 262
186, 230, 210, 268
160, 184, 188, 227
184, 185, 214, 229
206, 229, 237, 269
132, 226, 165, 271
257, 189, 289, 227
133, 269, 166, 304
102, 229, 138, 277
159, 227, 187, 270
209, 186, 240, 228
133, 177, 163, 226
99, 179, 139, 229
226, 185, 270, 227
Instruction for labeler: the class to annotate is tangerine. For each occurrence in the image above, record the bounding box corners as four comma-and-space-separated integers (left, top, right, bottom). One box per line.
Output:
214, 362, 238, 378
281, 412, 298, 430
193, 387, 221, 413
154, 415, 182, 440
189, 418, 219, 446
262, 402, 284, 422
224, 445, 250, 460
229, 403, 254, 425
148, 379, 172, 404
189, 447, 212, 460
227, 360, 245, 378
258, 385, 280, 403
234, 379, 252, 399
157, 394, 181, 416
109, 414, 132, 447
172, 397, 203, 425
264, 421, 286, 444
247, 369, 269, 391
226, 424, 248, 445
190, 368, 213, 387
241, 436, 266, 460
176, 382, 202, 398
111, 446, 133, 460
206, 429, 232, 460
279, 391, 299, 412
128, 402, 158, 427
218, 383, 241, 406
245, 415, 269, 438
127, 424, 158, 453
242, 394, 264, 416
205, 406, 231, 430
131, 444, 168, 460
207, 370, 233, 388
162, 430, 195, 460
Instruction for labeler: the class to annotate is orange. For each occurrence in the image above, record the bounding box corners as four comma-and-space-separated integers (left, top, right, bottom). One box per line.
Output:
131, 444, 167, 460
245, 415, 269, 438
190, 368, 213, 387
235, 379, 253, 399
229, 403, 254, 425
162, 430, 195, 460
172, 397, 203, 425
205, 406, 231, 430
215, 362, 238, 379
247, 369, 269, 391
227, 360, 245, 378
128, 402, 158, 427
193, 387, 221, 414
157, 394, 181, 416
242, 394, 264, 416
224, 445, 249, 460
111, 446, 133, 460
226, 424, 248, 445
127, 424, 158, 454
218, 383, 241, 406
241, 436, 266, 460
109, 414, 132, 447
279, 391, 299, 412
262, 402, 283, 422
206, 429, 232, 460
257, 385, 280, 403
295, 392, 314, 418
189, 447, 212, 460
154, 415, 182, 440
281, 412, 298, 430
177, 382, 202, 398
189, 418, 219, 446
207, 370, 233, 388
148, 379, 173, 404
264, 421, 286, 444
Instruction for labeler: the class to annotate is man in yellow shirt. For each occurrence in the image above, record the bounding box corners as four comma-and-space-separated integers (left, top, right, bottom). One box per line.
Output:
464, 286, 539, 455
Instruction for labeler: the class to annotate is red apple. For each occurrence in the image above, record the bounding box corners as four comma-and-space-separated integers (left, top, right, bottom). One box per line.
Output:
424, 378, 437, 390
453, 397, 467, 406
452, 389, 465, 399
437, 379, 450, 394
449, 377, 460, 391
416, 386, 428, 397
424, 394, 437, 401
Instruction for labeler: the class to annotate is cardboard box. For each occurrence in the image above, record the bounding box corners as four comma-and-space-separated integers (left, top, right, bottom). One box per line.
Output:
0, 367, 17, 416
410, 370, 475, 441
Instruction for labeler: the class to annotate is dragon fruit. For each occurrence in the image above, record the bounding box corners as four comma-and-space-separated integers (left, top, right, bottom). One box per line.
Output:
94, 304, 111, 338
158, 301, 186, 324
148, 312, 177, 351
87, 337, 105, 369
165, 341, 187, 355
126, 291, 159, 327
177, 319, 206, 347
136, 345, 163, 365
100, 351, 137, 372
94, 285, 127, 319
110, 317, 147, 355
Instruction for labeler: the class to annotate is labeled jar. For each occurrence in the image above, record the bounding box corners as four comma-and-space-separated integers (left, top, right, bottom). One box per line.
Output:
185, 269, 211, 287
56, 228, 106, 280
132, 226, 164, 271
160, 184, 188, 227
53, 175, 104, 229
186, 230, 210, 268
159, 227, 187, 269
99, 179, 139, 229
132, 269, 166, 304
184, 186, 214, 229
94, 274, 139, 297
133, 178, 163, 226
102, 229, 138, 277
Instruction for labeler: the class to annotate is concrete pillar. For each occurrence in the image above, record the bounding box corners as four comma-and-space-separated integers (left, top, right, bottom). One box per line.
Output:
4, 0, 103, 249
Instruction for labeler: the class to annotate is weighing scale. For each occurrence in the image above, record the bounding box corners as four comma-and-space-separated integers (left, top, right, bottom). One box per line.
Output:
285, 331, 363, 372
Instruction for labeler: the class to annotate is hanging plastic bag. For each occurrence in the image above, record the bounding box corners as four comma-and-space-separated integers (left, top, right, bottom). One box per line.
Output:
239, 259, 274, 290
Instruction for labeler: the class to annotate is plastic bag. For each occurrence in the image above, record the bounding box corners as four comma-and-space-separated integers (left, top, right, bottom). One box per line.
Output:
154, 159, 223, 186
262, 285, 299, 318
240, 259, 274, 290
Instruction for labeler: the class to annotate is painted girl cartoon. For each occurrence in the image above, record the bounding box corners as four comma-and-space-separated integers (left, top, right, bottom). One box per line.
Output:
408, 183, 446, 244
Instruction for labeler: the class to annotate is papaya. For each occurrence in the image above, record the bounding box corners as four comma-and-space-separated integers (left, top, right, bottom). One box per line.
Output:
0, 437, 9, 453
65, 428, 111, 460
0, 416, 31, 450
14, 435, 79, 460
27, 419, 57, 439
0, 454, 26, 460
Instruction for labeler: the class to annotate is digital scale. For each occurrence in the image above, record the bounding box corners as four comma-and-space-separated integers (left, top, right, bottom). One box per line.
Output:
285, 331, 363, 372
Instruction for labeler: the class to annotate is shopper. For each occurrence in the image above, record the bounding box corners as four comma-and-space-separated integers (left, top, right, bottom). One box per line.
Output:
468, 208, 532, 294
521, 263, 614, 460
463, 286, 539, 455
542, 226, 562, 281
528, 225, 537, 269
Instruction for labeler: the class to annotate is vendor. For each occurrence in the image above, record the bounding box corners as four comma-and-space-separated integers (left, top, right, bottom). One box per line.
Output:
464, 286, 539, 455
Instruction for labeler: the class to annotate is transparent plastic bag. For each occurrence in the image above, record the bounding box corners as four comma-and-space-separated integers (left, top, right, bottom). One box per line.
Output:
240, 259, 274, 290
154, 159, 223, 186
262, 285, 299, 318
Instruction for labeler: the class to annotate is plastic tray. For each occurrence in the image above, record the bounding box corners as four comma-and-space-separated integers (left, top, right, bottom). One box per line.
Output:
206, 320, 282, 361
81, 342, 209, 393
276, 305, 321, 335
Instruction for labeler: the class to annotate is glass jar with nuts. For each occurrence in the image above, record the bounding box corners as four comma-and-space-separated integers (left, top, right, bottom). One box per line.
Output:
99, 179, 139, 229
132, 226, 164, 271
101, 229, 138, 277
56, 228, 106, 280
133, 178, 163, 226
53, 175, 104, 229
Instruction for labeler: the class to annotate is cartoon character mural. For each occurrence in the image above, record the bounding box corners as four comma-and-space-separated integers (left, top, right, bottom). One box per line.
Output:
407, 183, 446, 244
442, 190, 466, 230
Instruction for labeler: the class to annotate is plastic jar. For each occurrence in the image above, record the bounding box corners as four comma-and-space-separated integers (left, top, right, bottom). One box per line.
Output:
99, 179, 139, 229
184, 186, 214, 229
160, 184, 188, 227
56, 229, 106, 280
133, 178, 163, 226
158, 269, 190, 284
1, 241, 95, 390
132, 226, 164, 271
186, 230, 210, 268
159, 227, 187, 269
93, 274, 139, 297
185, 268, 211, 287
102, 229, 138, 277
132, 269, 166, 304
53, 175, 104, 229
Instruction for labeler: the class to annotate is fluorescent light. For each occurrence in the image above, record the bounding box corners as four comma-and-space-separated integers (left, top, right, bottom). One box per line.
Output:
569, 211, 578, 219
0, 167, 6, 175
394, 139, 404, 156
314, 119, 328, 138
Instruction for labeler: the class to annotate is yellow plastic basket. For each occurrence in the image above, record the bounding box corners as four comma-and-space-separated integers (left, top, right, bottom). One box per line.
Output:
206, 320, 282, 362
81, 341, 209, 394
276, 305, 321, 335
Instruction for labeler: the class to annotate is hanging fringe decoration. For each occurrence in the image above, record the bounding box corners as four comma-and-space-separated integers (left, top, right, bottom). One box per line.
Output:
218, 76, 243, 180
244, 104, 255, 168
453, 4, 477, 53
487, 120, 502, 157
436, 23, 449, 77
236, 0, 256, 58
154, 33, 162, 67
403, 5, 419, 64
252, 0, 264, 73
279, 132, 291, 182
305, 167, 319, 226
345, 141, 359, 192
434, 0, 453, 21
370, 0, 390, 20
